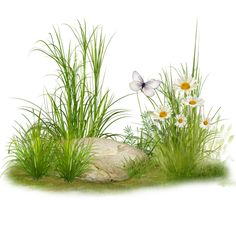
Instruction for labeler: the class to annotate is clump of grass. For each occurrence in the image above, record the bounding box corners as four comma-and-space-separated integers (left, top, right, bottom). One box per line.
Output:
125, 156, 157, 178
8, 114, 54, 180
194, 161, 228, 178
124, 25, 232, 179
23, 21, 126, 140
55, 139, 91, 182
7, 20, 127, 182
151, 63, 224, 177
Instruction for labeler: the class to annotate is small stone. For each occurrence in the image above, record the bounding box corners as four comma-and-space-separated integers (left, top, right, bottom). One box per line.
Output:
78, 137, 147, 183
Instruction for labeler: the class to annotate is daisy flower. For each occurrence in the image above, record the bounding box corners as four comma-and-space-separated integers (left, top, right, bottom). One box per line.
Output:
184, 96, 204, 108
175, 73, 196, 93
151, 106, 172, 121
175, 114, 187, 128
200, 117, 211, 129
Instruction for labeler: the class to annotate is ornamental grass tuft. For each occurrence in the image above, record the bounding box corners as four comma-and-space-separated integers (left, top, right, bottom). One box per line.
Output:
7, 20, 127, 181
8, 114, 54, 180
125, 25, 233, 179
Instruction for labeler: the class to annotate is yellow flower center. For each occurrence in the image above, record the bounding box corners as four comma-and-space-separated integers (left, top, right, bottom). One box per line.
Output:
178, 118, 184, 123
180, 82, 190, 90
203, 120, 209, 126
189, 99, 197, 105
159, 111, 168, 118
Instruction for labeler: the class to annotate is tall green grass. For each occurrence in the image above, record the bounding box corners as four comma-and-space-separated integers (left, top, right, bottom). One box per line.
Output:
22, 21, 126, 140
55, 139, 91, 182
8, 114, 54, 179
8, 21, 127, 181
151, 67, 215, 177
124, 25, 231, 179
151, 28, 227, 178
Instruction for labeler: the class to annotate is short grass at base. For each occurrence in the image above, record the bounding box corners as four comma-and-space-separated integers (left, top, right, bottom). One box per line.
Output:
6, 160, 227, 193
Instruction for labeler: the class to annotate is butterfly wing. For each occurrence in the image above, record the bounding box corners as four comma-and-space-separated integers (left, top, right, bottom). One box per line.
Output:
129, 71, 144, 92
129, 81, 142, 91
145, 79, 161, 89
142, 85, 155, 97
132, 71, 144, 83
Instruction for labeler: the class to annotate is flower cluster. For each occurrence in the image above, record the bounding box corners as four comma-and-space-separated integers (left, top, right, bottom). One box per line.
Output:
131, 71, 213, 130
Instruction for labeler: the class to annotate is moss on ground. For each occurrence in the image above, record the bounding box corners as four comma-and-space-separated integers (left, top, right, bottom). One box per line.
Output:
6, 160, 228, 193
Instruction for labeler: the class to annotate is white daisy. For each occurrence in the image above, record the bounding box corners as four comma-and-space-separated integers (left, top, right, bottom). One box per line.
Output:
184, 96, 204, 108
151, 106, 172, 121
200, 117, 211, 129
175, 73, 196, 93
175, 114, 187, 128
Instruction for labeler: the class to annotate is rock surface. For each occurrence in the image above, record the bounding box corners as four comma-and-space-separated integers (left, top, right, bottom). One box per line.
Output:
79, 137, 147, 183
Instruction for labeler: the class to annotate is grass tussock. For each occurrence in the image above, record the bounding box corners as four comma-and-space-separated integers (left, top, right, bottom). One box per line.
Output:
7, 20, 127, 182
124, 24, 232, 180
8, 115, 54, 180
54, 139, 91, 182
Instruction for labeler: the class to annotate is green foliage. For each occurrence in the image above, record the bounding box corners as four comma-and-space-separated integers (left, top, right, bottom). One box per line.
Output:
6, 21, 231, 185
194, 161, 227, 178
23, 21, 126, 140
7, 21, 127, 182
125, 156, 157, 178
123, 113, 157, 155
151, 68, 223, 178
124, 25, 230, 179
8, 115, 54, 180
8, 113, 92, 182
7, 159, 227, 192
55, 139, 91, 182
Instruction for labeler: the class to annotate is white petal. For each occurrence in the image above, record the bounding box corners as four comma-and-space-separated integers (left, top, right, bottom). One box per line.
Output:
142, 85, 155, 97
129, 81, 142, 91
145, 79, 162, 89
132, 71, 144, 83
198, 98, 205, 106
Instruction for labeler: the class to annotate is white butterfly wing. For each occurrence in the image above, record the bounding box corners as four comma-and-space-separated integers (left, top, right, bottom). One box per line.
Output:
145, 79, 161, 89
132, 71, 144, 83
142, 85, 155, 97
129, 81, 142, 91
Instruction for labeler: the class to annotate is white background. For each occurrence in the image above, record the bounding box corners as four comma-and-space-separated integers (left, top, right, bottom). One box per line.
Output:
0, 0, 236, 235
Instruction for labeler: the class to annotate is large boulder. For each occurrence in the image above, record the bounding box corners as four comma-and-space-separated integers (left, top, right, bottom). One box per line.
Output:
79, 137, 147, 183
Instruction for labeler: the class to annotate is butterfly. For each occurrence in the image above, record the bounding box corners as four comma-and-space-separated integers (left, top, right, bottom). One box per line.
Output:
129, 71, 161, 97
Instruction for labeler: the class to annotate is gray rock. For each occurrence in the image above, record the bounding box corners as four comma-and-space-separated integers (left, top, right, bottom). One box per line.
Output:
78, 137, 147, 183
